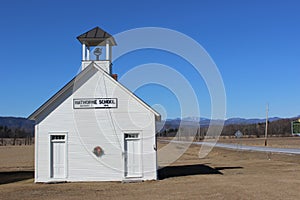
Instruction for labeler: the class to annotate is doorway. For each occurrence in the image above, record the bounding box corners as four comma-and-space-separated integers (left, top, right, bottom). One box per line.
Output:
124, 133, 142, 178
50, 134, 66, 179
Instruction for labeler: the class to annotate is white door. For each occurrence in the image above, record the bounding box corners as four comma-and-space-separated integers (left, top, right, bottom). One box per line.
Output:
51, 135, 66, 179
124, 133, 142, 178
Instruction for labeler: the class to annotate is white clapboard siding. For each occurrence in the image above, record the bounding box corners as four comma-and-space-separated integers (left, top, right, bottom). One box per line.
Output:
34, 64, 158, 182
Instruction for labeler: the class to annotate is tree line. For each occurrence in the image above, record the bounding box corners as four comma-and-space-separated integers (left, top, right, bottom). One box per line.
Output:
0, 125, 33, 145
0, 126, 32, 138
220, 118, 292, 137
159, 118, 294, 139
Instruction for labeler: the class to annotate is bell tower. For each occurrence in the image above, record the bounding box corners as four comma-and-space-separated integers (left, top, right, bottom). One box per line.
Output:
77, 27, 116, 73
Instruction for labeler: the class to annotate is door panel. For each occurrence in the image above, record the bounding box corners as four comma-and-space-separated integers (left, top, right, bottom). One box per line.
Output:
50, 135, 66, 178
51, 140, 66, 179
124, 134, 141, 178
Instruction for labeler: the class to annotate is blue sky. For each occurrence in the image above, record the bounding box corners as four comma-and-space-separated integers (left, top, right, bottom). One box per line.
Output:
0, 0, 299, 119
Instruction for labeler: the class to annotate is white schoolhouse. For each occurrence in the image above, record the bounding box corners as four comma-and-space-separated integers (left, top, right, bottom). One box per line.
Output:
29, 27, 160, 183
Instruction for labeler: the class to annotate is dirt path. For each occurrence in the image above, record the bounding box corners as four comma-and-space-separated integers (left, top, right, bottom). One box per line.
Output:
218, 136, 300, 148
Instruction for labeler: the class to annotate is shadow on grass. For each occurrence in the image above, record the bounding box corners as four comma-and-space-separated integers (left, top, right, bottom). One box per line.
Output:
215, 166, 243, 171
0, 171, 34, 185
158, 164, 243, 180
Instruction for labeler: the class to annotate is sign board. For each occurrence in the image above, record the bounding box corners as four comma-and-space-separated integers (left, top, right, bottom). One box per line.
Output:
235, 130, 243, 138
292, 121, 300, 135
73, 98, 117, 109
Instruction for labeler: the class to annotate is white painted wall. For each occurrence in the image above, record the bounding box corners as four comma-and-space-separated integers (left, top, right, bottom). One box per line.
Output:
35, 65, 157, 182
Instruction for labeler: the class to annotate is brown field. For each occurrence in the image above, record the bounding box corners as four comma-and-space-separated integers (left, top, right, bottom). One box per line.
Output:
1, 138, 300, 200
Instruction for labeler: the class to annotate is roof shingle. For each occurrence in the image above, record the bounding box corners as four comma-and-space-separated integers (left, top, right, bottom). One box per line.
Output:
77, 27, 116, 46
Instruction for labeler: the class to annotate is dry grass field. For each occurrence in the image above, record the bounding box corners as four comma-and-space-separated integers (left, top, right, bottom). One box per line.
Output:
1, 138, 300, 200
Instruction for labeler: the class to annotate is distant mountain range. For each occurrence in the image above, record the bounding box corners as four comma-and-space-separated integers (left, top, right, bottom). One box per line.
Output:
223, 117, 281, 125
167, 116, 280, 124
158, 116, 285, 131
0, 117, 34, 134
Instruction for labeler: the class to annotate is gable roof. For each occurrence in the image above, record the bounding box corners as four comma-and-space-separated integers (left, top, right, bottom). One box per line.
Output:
77, 27, 117, 46
28, 63, 161, 122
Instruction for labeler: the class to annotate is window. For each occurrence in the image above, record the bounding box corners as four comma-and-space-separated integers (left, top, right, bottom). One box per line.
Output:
124, 133, 139, 139
51, 135, 65, 141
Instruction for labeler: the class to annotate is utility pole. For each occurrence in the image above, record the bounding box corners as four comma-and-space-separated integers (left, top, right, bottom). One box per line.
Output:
264, 104, 269, 146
